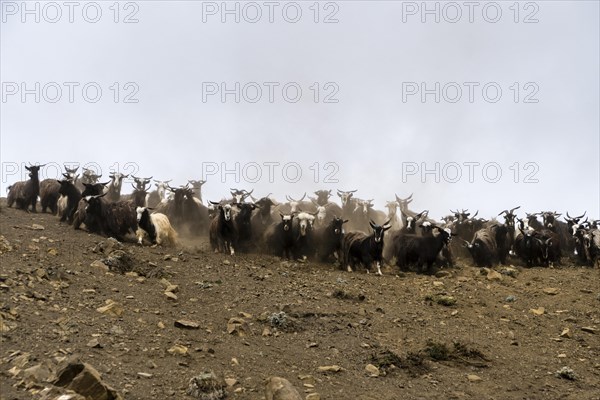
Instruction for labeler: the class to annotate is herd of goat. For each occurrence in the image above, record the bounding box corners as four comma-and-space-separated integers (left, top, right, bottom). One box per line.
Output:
5, 164, 600, 275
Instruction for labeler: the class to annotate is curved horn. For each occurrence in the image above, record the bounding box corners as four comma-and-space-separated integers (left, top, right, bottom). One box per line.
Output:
510, 206, 521, 213
286, 195, 293, 202
471, 210, 479, 218
498, 210, 508, 216
209, 200, 221, 205
299, 193, 306, 201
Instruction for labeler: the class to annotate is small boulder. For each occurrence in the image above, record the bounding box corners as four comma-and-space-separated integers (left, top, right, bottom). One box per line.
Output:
265, 377, 303, 400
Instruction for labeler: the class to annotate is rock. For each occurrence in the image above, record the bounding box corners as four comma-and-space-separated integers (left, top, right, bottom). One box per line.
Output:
500, 266, 519, 278
365, 364, 380, 377
555, 366, 576, 380
90, 260, 109, 272
298, 375, 314, 384
86, 338, 103, 348
48, 248, 58, 256
317, 365, 343, 373
187, 372, 226, 399
175, 319, 200, 329
96, 300, 124, 317
529, 307, 545, 316
306, 394, 321, 400
239, 312, 253, 319
224, 377, 237, 387
0, 235, 13, 254
137, 372, 153, 378
543, 287, 560, 295
165, 284, 179, 293
110, 325, 124, 335
223, 259, 230, 265
22, 363, 54, 383
32, 224, 45, 230
432, 281, 444, 287
505, 295, 516, 302
262, 327, 272, 337
436, 295, 456, 306
434, 270, 450, 278
53, 358, 122, 399
581, 326, 596, 334
100, 250, 134, 274
168, 344, 188, 356
164, 291, 178, 301
265, 376, 303, 400
560, 328, 572, 338
486, 270, 503, 281
157, 321, 165, 329
227, 317, 249, 336
467, 374, 482, 382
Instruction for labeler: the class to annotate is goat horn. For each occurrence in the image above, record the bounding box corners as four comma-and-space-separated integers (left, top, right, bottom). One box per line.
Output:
299, 193, 306, 201
498, 210, 508, 216
510, 206, 521, 213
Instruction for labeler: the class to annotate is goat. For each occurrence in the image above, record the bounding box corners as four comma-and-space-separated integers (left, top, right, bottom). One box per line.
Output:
314, 217, 348, 262
57, 179, 81, 224
384, 201, 402, 231
234, 202, 257, 253
230, 188, 253, 204
340, 220, 391, 275
392, 226, 453, 275
105, 173, 129, 202
188, 180, 206, 202
251, 195, 278, 239
498, 206, 520, 254
72, 181, 110, 231
263, 213, 296, 259
83, 193, 138, 241
7, 164, 45, 212
293, 211, 316, 260
337, 189, 358, 221
463, 228, 498, 267
39, 179, 60, 214
135, 207, 178, 246
209, 201, 237, 255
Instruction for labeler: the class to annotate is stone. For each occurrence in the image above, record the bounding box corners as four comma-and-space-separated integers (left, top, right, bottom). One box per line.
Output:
467, 374, 482, 382
581, 326, 596, 334
486, 270, 502, 281
137, 372, 153, 378
175, 319, 200, 329
22, 363, 54, 383
265, 376, 303, 400
543, 287, 560, 295
164, 291, 178, 301
31, 224, 45, 230
306, 394, 321, 400
86, 338, 102, 348
168, 344, 188, 355
317, 365, 342, 373
365, 364, 380, 377
96, 300, 124, 317
560, 328, 572, 338
53, 358, 122, 400
224, 377, 237, 387
529, 307, 545, 316
90, 260, 109, 272
227, 317, 249, 336
187, 372, 226, 399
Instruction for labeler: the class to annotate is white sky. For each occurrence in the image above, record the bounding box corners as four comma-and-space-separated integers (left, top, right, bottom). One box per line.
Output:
1, 0, 598, 220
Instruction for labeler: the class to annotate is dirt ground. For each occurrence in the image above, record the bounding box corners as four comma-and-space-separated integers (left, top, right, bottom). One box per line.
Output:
1, 200, 599, 400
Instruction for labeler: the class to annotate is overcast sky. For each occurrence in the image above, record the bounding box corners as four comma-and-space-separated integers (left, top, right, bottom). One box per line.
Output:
1, 0, 598, 220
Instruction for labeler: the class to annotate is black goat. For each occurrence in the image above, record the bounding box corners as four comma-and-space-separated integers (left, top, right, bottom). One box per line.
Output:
7, 164, 45, 212
72, 182, 110, 231
263, 213, 296, 259
393, 226, 452, 275
314, 217, 348, 262
209, 202, 237, 255
340, 220, 391, 275
83, 193, 138, 241
57, 179, 81, 224
234, 202, 257, 253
